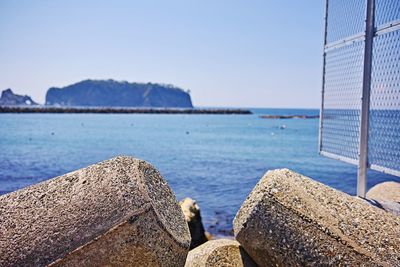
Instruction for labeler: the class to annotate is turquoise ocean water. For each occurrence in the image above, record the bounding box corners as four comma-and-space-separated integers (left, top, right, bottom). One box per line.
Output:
1, 108, 398, 235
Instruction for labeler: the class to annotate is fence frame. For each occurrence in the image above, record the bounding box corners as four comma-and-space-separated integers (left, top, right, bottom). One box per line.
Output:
319, 0, 399, 197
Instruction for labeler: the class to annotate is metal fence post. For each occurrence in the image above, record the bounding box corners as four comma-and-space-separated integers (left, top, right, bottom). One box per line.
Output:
357, 0, 375, 198
318, 0, 329, 152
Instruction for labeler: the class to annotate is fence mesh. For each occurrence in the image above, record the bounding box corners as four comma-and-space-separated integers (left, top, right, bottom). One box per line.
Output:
375, 0, 400, 27
326, 0, 366, 43
368, 21, 400, 173
320, 0, 400, 176
321, 42, 364, 161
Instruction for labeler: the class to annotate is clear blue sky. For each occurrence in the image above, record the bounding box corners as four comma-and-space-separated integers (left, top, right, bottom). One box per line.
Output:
0, 1, 325, 108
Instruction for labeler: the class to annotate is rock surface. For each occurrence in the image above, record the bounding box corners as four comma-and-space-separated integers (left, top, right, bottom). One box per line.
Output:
0, 88, 38, 106
234, 169, 400, 267
45, 79, 193, 108
366, 181, 400, 216
367, 181, 400, 202
180, 198, 208, 249
185, 239, 257, 267
0, 156, 190, 267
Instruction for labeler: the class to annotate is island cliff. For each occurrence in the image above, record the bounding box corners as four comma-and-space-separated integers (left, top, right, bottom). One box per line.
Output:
45, 79, 193, 108
0, 89, 38, 106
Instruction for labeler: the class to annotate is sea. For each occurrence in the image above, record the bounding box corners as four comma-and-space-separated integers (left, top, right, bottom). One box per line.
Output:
1, 108, 398, 235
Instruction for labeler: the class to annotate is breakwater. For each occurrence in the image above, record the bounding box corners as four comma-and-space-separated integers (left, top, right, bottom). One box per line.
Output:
1, 157, 399, 266
259, 114, 319, 119
0, 106, 252, 114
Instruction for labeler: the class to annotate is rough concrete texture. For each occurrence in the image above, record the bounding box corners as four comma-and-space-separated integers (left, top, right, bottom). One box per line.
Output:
0, 156, 190, 267
185, 239, 257, 267
180, 197, 208, 249
367, 181, 400, 202
234, 169, 400, 267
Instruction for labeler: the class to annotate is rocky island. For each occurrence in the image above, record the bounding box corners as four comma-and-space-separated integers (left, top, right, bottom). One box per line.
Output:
0, 89, 38, 106
0, 80, 255, 114
45, 79, 193, 108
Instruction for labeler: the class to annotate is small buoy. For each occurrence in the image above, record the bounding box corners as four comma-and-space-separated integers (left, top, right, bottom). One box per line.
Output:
51, 132, 55, 135
186, 131, 190, 135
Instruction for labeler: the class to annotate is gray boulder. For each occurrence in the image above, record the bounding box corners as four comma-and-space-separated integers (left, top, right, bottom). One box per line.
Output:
367, 181, 400, 203
366, 181, 400, 216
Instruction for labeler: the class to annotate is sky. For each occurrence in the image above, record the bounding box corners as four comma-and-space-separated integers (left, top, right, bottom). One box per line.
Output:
0, 1, 325, 108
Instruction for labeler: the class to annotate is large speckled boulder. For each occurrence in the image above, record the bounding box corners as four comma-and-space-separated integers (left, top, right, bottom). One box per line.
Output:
366, 181, 400, 216
185, 239, 257, 267
367, 181, 400, 203
180, 197, 208, 249
234, 169, 400, 267
0, 156, 191, 267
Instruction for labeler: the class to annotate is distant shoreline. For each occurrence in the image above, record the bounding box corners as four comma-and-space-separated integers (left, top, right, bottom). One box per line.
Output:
0, 106, 252, 115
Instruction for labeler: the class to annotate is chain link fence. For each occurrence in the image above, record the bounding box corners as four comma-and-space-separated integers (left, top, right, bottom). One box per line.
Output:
319, 0, 400, 195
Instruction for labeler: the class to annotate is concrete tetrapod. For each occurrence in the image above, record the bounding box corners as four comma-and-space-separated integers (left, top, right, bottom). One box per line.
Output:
233, 169, 400, 267
185, 239, 257, 267
0, 156, 191, 267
